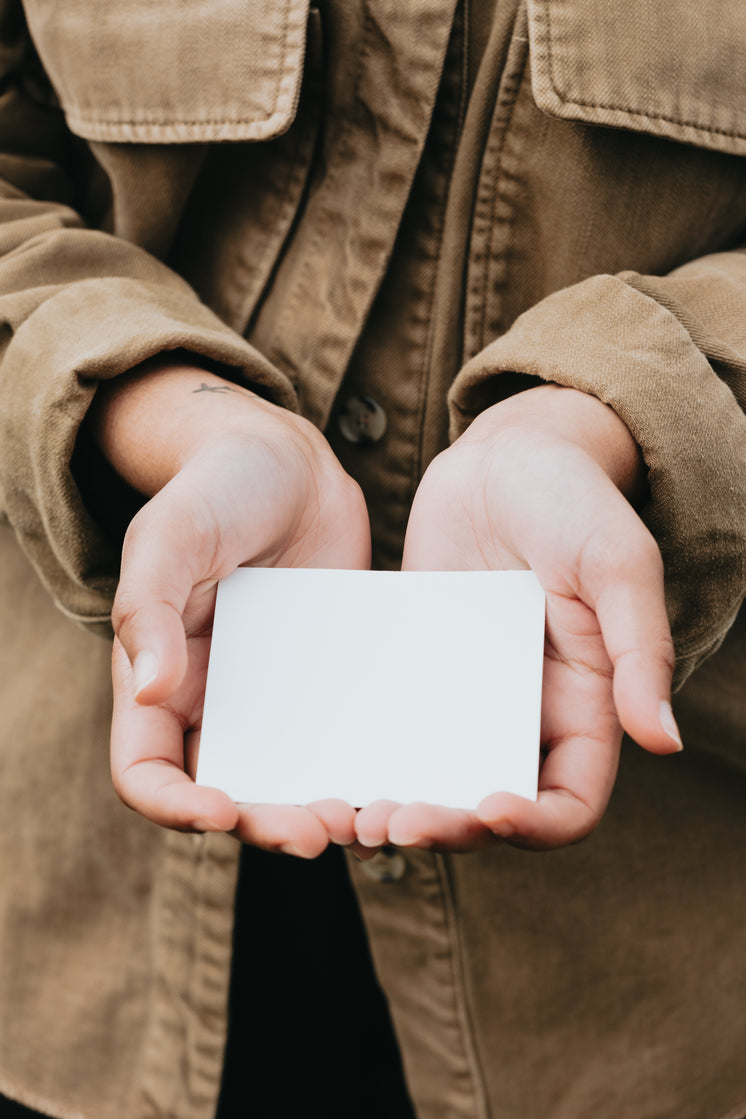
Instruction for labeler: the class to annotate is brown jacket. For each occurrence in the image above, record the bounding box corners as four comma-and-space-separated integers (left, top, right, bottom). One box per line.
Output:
0, 1, 744, 1117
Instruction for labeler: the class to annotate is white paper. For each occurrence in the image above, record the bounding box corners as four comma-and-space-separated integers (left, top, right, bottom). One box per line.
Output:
196, 568, 545, 810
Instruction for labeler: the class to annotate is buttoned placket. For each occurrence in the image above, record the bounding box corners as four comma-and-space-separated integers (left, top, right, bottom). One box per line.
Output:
247, 0, 461, 434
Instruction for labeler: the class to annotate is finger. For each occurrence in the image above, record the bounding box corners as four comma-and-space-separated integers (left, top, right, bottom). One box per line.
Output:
306, 798, 358, 846
233, 804, 329, 859
476, 789, 597, 850
116, 757, 239, 832
588, 531, 681, 754
112, 489, 204, 704
387, 803, 495, 852
477, 728, 619, 849
347, 840, 383, 861
111, 640, 238, 831
401, 451, 488, 573
355, 800, 402, 848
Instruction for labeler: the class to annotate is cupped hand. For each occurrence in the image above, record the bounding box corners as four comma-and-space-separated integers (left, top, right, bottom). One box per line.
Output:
355, 385, 681, 853
94, 362, 372, 856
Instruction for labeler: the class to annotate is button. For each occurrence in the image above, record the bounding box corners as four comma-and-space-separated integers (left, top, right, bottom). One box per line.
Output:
360, 847, 407, 883
337, 394, 387, 445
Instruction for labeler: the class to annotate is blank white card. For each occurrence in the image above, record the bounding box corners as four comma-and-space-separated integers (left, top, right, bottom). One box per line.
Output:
196, 568, 545, 810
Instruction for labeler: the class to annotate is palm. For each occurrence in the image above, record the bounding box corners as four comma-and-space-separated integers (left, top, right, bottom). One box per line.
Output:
356, 414, 674, 853
393, 491, 621, 849
110, 421, 371, 854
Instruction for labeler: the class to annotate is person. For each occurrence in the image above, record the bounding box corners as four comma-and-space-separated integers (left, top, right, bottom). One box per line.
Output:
0, 1, 744, 1117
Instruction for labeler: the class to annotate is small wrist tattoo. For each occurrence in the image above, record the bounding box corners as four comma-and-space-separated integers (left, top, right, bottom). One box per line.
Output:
192, 382, 241, 395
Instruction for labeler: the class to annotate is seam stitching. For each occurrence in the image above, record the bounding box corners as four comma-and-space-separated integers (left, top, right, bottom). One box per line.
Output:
433, 854, 491, 1119
541, 2, 746, 140
476, 16, 528, 352
413, 2, 466, 490
63, 3, 295, 129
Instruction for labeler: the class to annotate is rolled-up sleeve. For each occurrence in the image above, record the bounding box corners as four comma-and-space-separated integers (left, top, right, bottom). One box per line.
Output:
449, 257, 746, 687
0, 9, 296, 630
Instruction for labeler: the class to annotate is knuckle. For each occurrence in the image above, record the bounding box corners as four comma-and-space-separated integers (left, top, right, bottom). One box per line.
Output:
110, 593, 145, 641
624, 530, 664, 575
109, 758, 136, 810
109, 769, 128, 805
652, 634, 676, 674
419, 447, 464, 500
560, 796, 605, 846
614, 634, 676, 676
590, 528, 664, 588
574, 811, 604, 845
320, 459, 368, 520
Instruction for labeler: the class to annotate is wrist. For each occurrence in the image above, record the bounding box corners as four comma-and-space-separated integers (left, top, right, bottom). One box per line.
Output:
472, 384, 648, 506
87, 357, 269, 496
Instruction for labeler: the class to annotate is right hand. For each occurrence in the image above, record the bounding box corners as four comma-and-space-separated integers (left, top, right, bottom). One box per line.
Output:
92, 361, 371, 857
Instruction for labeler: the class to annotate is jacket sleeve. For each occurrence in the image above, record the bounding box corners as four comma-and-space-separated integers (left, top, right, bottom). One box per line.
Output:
448, 254, 746, 687
0, 5, 297, 632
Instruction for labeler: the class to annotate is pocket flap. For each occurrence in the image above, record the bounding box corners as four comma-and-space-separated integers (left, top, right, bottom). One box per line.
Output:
527, 0, 746, 155
24, 0, 311, 143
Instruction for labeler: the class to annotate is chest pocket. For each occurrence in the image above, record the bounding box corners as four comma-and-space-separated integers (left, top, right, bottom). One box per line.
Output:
527, 0, 746, 156
23, 0, 311, 143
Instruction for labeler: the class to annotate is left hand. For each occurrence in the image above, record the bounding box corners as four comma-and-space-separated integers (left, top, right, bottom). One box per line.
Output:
355, 385, 682, 853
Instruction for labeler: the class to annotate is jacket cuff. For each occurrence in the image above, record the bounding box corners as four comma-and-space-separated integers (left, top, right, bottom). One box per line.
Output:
0, 277, 297, 628
448, 273, 746, 687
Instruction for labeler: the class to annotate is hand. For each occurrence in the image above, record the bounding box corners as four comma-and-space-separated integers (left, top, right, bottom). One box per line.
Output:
94, 360, 372, 857
355, 385, 681, 853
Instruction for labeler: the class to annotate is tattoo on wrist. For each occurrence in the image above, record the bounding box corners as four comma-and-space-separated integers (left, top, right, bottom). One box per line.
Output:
193, 382, 241, 395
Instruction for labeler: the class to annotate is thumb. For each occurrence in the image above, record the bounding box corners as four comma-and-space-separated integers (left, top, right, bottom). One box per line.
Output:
112, 491, 197, 705
591, 530, 681, 755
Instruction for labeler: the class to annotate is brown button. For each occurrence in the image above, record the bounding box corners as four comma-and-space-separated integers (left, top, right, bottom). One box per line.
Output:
337, 395, 387, 445
360, 848, 407, 883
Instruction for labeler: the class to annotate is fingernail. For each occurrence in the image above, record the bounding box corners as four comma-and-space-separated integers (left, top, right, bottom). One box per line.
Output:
492, 821, 515, 839
133, 650, 159, 698
280, 842, 311, 859
356, 834, 385, 849
351, 847, 379, 861
659, 700, 683, 751
387, 829, 420, 847
192, 817, 224, 832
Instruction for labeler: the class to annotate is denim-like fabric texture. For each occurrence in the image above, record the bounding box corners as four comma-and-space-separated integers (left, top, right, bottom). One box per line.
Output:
24, 0, 312, 142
